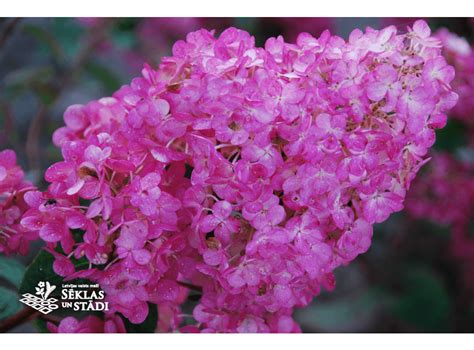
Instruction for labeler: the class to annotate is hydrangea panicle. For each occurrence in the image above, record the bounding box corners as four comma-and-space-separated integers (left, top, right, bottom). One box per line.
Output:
23, 20, 457, 333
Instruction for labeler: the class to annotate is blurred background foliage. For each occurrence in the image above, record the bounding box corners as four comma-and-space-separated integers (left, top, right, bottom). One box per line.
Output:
1, 17, 473, 332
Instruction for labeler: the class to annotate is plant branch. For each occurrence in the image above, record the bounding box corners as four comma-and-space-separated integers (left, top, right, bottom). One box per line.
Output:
0, 306, 64, 333
0, 100, 15, 146
0, 18, 21, 50
0, 307, 37, 333
177, 280, 203, 293
25, 104, 46, 171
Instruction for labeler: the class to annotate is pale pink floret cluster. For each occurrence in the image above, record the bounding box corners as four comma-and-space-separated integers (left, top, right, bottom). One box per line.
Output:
0, 150, 37, 255
435, 29, 474, 124
19, 21, 457, 332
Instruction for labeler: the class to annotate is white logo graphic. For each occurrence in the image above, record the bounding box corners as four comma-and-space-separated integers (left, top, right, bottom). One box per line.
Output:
19, 281, 59, 315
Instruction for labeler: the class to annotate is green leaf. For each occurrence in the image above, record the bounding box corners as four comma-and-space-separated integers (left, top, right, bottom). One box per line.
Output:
0, 286, 22, 321
3, 66, 54, 99
111, 30, 135, 50
121, 303, 158, 333
390, 265, 452, 332
51, 18, 83, 59
0, 256, 25, 288
19, 250, 89, 298
295, 288, 387, 332
34, 86, 57, 106
434, 119, 467, 152
32, 318, 50, 333
234, 18, 258, 33
115, 18, 139, 32
85, 62, 121, 93
22, 24, 64, 61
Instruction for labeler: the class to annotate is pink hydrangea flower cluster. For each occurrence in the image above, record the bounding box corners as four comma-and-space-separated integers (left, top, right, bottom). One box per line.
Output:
0, 150, 38, 255
406, 153, 474, 290
435, 29, 474, 125
47, 315, 126, 333
19, 20, 457, 332
406, 153, 474, 225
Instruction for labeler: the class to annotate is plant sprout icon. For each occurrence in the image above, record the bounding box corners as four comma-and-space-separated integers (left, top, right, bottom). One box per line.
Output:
35, 281, 56, 300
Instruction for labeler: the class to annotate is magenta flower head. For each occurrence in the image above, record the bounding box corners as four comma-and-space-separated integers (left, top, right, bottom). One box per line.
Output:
0, 150, 38, 255
22, 20, 457, 333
